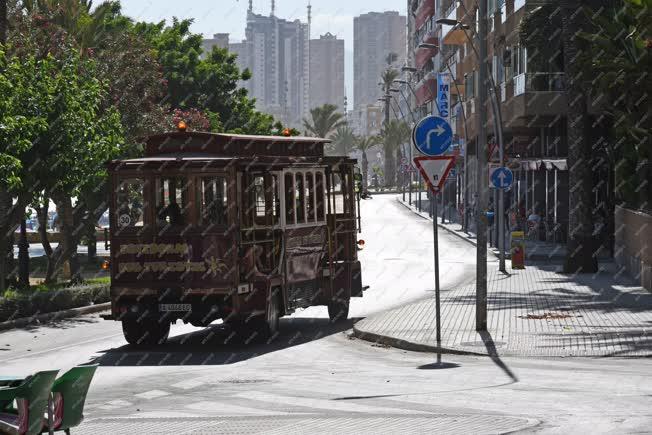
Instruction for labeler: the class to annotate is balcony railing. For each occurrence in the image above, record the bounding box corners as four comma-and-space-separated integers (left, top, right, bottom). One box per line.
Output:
513, 73, 565, 96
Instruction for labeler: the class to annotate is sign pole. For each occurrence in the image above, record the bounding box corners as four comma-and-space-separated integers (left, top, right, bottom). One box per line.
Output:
432, 193, 442, 363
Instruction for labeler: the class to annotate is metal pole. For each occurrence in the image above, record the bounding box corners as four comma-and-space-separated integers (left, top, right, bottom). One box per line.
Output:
432, 193, 441, 362
476, 0, 488, 332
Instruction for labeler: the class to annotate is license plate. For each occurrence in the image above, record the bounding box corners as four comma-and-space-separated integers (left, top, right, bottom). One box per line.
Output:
159, 304, 192, 312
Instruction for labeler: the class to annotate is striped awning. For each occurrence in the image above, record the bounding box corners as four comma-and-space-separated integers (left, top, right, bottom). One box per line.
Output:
518, 159, 567, 171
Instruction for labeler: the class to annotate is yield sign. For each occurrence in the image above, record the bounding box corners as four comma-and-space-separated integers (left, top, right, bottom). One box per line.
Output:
413, 156, 456, 194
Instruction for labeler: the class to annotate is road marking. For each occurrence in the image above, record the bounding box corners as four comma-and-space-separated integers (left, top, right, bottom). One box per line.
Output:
134, 390, 170, 399
235, 391, 430, 415
185, 401, 299, 416
97, 399, 133, 410
171, 379, 206, 390
0, 332, 123, 363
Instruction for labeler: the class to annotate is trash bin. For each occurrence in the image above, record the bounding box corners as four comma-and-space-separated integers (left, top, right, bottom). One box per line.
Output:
511, 230, 525, 269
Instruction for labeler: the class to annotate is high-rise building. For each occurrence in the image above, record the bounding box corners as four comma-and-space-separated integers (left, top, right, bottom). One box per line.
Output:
229, 3, 310, 127
353, 11, 406, 109
309, 33, 345, 112
201, 33, 229, 58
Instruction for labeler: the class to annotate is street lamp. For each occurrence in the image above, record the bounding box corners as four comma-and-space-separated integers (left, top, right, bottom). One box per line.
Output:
432, 13, 491, 330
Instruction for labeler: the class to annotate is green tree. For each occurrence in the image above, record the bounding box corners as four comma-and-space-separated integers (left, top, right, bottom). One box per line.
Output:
577, 0, 651, 209
379, 120, 410, 188
380, 68, 400, 186
354, 136, 380, 190
329, 125, 356, 156
302, 103, 346, 138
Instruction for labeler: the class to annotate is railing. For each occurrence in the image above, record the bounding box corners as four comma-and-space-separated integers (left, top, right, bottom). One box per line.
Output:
440, 1, 458, 41
514, 73, 565, 96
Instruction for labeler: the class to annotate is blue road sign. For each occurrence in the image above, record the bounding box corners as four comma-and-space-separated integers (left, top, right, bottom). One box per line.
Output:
490, 167, 514, 189
412, 115, 453, 156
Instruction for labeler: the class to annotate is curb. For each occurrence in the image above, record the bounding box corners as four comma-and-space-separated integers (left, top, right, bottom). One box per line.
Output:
395, 197, 479, 247
352, 324, 487, 357
0, 302, 111, 332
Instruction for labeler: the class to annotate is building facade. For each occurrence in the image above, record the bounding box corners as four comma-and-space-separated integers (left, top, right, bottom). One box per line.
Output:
229, 4, 310, 128
201, 33, 229, 58
406, 0, 580, 246
353, 11, 407, 110
309, 33, 345, 112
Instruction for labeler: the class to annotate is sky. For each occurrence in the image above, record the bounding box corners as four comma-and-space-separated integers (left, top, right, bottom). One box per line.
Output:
118, 0, 408, 107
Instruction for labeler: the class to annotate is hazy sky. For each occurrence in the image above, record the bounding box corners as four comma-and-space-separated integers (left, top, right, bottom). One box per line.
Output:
119, 0, 408, 106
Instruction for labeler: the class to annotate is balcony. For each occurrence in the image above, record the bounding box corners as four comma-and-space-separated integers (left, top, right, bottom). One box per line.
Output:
441, 3, 468, 46
513, 73, 565, 95
415, 0, 435, 29
503, 73, 567, 128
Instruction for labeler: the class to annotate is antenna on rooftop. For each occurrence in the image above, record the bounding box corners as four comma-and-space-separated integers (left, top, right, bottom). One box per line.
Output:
248, 0, 253, 13
271, 0, 275, 16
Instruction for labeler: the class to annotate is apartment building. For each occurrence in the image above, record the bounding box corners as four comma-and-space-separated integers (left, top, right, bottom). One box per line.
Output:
354, 11, 407, 110
230, 3, 310, 128
309, 33, 346, 111
407, 0, 573, 243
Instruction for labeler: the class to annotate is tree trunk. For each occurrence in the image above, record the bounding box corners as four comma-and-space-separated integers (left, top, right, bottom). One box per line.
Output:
384, 144, 396, 188
53, 195, 82, 283
36, 200, 57, 283
362, 152, 369, 190
0, 0, 6, 44
561, 0, 598, 273
87, 224, 97, 262
18, 216, 29, 288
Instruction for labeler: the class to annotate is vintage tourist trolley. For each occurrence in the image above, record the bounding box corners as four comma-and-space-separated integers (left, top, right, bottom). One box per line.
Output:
104, 127, 364, 345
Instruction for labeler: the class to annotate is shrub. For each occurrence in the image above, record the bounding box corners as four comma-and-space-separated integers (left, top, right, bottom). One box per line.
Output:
0, 282, 110, 323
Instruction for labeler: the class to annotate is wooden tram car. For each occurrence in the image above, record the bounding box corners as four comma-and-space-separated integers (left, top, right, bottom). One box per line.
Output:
104, 127, 364, 345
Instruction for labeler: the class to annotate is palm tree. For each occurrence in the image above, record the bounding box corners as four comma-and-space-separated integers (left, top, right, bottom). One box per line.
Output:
379, 68, 400, 186
379, 120, 410, 188
329, 125, 356, 156
355, 136, 380, 190
303, 104, 346, 138
560, 0, 598, 273
22, 0, 117, 54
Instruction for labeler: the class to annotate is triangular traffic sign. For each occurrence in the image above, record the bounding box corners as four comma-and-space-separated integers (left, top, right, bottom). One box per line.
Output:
413, 156, 456, 194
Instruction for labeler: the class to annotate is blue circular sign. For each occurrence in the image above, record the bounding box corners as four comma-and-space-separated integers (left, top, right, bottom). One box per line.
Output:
490, 167, 514, 189
412, 116, 453, 156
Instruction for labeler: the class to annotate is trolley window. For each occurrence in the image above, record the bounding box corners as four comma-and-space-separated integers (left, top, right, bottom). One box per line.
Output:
115, 178, 146, 228
198, 176, 227, 226
316, 172, 325, 221
156, 176, 189, 226
295, 172, 305, 224
306, 172, 315, 222
284, 172, 295, 225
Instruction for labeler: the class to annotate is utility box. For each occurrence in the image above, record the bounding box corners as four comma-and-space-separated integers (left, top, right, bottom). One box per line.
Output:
511, 231, 525, 269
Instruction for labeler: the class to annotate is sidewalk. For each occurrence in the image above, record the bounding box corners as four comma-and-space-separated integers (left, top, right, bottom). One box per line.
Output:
353, 196, 652, 357
397, 193, 567, 261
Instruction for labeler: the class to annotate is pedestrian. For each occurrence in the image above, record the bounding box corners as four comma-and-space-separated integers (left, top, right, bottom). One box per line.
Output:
527, 209, 541, 240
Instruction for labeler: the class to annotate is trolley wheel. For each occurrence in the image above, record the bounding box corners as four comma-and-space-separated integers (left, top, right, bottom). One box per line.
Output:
232, 290, 281, 343
122, 318, 170, 346
328, 298, 350, 323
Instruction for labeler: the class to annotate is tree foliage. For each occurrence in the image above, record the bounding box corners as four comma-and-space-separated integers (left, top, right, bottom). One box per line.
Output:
329, 125, 356, 156
302, 104, 345, 138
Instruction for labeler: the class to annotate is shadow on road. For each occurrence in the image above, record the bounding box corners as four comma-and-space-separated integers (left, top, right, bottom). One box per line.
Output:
479, 330, 518, 383
87, 317, 361, 367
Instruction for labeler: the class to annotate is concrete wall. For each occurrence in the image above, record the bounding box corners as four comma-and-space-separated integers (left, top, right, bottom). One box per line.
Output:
615, 206, 652, 291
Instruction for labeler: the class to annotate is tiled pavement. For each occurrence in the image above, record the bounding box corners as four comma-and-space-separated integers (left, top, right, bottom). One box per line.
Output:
353, 196, 652, 357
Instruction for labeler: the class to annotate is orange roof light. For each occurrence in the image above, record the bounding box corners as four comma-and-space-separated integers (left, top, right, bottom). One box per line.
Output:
282, 128, 291, 137
177, 121, 187, 132
101, 260, 110, 271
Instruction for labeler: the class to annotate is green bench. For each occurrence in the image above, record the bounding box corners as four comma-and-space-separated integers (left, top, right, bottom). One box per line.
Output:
0, 365, 97, 435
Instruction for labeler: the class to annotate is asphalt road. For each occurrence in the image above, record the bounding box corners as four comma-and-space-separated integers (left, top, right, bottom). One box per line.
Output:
1, 195, 650, 433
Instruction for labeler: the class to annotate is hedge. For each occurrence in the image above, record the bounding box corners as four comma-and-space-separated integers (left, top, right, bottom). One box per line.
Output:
0, 282, 110, 323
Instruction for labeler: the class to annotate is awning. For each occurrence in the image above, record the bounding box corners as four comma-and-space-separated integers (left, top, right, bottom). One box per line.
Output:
518, 159, 567, 171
